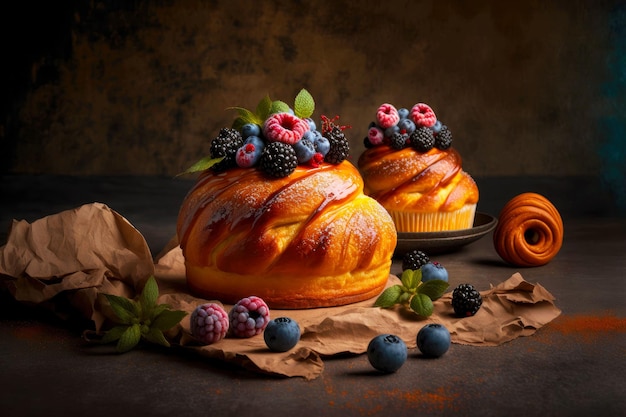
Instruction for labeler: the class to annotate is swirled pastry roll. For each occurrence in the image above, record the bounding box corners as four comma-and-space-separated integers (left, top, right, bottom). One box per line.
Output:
177, 161, 397, 309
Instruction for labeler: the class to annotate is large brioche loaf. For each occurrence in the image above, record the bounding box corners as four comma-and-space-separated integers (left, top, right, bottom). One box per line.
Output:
177, 161, 397, 309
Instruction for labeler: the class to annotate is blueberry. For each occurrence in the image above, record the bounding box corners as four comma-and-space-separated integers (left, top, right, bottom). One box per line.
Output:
430, 120, 443, 134
293, 138, 316, 163
416, 323, 451, 358
398, 107, 410, 119
421, 261, 448, 282
397, 118, 416, 135
244, 135, 265, 150
313, 134, 330, 156
384, 125, 400, 138
241, 123, 261, 139
305, 117, 317, 132
264, 317, 301, 352
367, 334, 407, 373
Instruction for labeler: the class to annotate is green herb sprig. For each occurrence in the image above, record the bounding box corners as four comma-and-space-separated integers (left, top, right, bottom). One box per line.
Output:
100, 276, 187, 353
374, 269, 449, 317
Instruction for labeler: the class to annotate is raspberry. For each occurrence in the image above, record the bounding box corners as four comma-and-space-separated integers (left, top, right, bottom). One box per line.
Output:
228, 296, 271, 338
260, 141, 298, 178
402, 249, 430, 271
210, 128, 244, 171
368, 126, 385, 145
235, 142, 262, 168
410, 103, 437, 128
190, 303, 229, 345
435, 125, 453, 150
324, 126, 350, 164
409, 127, 435, 152
263, 112, 310, 145
376, 103, 400, 129
451, 284, 483, 317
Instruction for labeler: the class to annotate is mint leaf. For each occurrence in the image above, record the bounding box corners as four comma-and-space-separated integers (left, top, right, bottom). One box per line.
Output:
117, 324, 141, 353
139, 276, 159, 317
293, 88, 315, 119
374, 285, 404, 308
100, 325, 127, 344
269, 100, 291, 115
227, 106, 263, 125
176, 155, 224, 177
105, 294, 138, 325
256, 95, 273, 120
400, 269, 421, 291
143, 327, 170, 348
151, 309, 187, 331
409, 293, 434, 317
419, 279, 449, 301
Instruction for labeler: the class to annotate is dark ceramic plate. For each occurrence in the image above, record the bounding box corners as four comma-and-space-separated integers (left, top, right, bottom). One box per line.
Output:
394, 212, 498, 257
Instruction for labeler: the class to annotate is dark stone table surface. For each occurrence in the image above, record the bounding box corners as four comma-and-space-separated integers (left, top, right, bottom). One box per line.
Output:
1, 174, 624, 417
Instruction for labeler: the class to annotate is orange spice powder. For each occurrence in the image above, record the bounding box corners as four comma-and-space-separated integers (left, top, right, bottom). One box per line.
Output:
545, 311, 626, 343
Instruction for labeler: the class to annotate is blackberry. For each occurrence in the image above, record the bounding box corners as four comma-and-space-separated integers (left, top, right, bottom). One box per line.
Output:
409, 127, 435, 152
451, 284, 483, 317
210, 128, 243, 171
435, 125, 453, 150
324, 126, 350, 164
260, 141, 298, 178
389, 132, 408, 150
402, 250, 430, 271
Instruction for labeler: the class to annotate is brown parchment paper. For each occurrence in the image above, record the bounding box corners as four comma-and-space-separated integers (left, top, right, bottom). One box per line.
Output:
0, 203, 562, 380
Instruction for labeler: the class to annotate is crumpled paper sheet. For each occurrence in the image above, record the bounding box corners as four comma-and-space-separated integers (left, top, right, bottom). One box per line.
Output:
0, 203, 562, 380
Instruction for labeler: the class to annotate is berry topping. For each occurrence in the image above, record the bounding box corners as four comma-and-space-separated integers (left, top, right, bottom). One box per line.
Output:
368, 126, 385, 146
389, 132, 408, 150
293, 137, 316, 164
241, 123, 261, 139
236, 142, 263, 168
263, 112, 310, 145
434, 125, 453, 150
402, 249, 430, 271
228, 296, 271, 338
263, 317, 301, 352
376, 103, 401, 129
190, 303, 229, 345
410, 103, 437, 128
260, 141, 299, 178
324, 125, 350, 164
451, 284, 483, 317
409, 126, 435, 152
210, 128, 244, 171
397, 118, 416, 135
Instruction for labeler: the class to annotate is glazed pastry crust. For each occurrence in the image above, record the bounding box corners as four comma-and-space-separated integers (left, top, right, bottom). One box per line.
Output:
358, 145, 479, 212
177, 161, 397, 308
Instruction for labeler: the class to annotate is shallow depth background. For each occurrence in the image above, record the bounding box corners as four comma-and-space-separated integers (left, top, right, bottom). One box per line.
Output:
1, 0, 625, 211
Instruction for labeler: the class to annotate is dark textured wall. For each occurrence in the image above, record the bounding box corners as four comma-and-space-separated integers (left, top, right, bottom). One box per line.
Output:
1, 1, 624, 191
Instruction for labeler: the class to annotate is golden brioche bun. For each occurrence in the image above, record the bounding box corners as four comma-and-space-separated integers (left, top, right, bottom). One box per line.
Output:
177, 161, 397, 308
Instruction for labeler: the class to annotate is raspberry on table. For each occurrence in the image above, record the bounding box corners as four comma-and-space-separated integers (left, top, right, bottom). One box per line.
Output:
228, 296, 271, 338
190, 303, 229, 345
